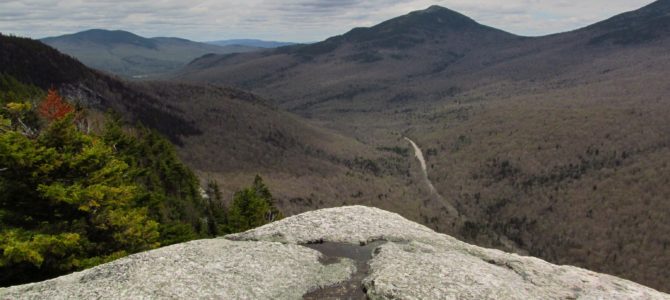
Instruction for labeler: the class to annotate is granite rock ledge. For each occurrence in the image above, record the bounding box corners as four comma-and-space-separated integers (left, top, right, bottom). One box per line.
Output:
2, 206, 668, 299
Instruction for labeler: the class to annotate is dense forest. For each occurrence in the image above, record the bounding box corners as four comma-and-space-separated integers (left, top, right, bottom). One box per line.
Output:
0, 74, 282, 286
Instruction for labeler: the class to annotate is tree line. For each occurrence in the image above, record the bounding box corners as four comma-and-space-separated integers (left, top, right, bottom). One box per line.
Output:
0, 74, 282, 286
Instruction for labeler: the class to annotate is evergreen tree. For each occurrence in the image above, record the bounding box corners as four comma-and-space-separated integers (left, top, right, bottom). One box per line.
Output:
0, 74, 43, 107
252, 175, 282, 222
0, 79, 284, 286
0, 74, 41, 134
204, 180, 227, 236
102, 116, 209, 244
0, 113, 159, 285
227, 175, 282, 233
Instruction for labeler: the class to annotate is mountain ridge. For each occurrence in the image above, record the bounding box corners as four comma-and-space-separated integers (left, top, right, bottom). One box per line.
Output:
40, 29, 261, 78
206, 39, 296, 48
174, 1, 670, 292
274, 5, 517, 58
3, 1, 670, 293
41, 29, 158, 48
581, 0, 670, 45
0, 34, 438, 247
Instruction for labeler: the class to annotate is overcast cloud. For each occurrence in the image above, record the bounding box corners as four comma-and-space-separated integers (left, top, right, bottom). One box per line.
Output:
0, 0, 656, 42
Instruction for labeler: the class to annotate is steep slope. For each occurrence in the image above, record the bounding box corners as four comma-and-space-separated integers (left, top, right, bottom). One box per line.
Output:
1, 34, 447, 235
2, 207, 667, 299
177, 5, 519, 113
175, 1, 670, 292
583, 0, 670, 45
176, 2, 670, 116
41, 29, 259, 78
0, 34, 200, 142
128, 81, 430, 220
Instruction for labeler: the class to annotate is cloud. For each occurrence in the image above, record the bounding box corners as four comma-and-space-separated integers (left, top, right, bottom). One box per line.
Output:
0, 0, 657, 42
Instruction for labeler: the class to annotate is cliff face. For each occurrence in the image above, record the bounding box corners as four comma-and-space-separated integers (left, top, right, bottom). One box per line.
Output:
2, 206, 667, 299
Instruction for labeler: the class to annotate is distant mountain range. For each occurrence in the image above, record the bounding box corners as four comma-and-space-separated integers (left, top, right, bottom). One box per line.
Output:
40, 29, 261, 78
175, 1, 670, 292
3, 0, 670, 293
0, 32, 423, 243
206, 39, 296, 48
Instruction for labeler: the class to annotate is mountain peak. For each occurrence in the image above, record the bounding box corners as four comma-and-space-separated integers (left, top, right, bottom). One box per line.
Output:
426, 4, 445, 10
43, 29, 157, 49
78, 28, 133, 35
385, 5, 481, 31
329, 5, 513, 47
270, 5, 515, 58
419, 5, 461, 15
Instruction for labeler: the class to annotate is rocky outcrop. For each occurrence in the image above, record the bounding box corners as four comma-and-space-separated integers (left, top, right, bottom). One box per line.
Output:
2, 206, 668, 299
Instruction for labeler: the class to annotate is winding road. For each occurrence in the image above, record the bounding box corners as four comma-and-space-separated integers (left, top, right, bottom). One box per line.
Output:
404, 137, 526, 253
404, 137, 459, 217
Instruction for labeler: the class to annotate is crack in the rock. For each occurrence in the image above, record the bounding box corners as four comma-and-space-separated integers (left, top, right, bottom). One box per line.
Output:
483, 258, 542, 286
301, 241, 386, 300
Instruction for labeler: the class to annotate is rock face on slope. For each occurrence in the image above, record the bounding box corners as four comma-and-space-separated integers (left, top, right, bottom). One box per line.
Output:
1, 206, 667, 299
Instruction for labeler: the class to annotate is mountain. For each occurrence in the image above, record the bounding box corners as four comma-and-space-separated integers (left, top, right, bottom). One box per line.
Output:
207, 39, 296, 48
175, 2, 670, 292
1, 33, 447, 241
0, 34, 199, 140
2, 206, 667, 299
128, 80, 432, 222
41, 29, 260, 78
176, 5, 520, 110
583, 0, 670, 45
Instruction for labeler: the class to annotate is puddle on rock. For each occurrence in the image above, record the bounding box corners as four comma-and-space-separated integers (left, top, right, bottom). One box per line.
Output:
302, 241, 385, 300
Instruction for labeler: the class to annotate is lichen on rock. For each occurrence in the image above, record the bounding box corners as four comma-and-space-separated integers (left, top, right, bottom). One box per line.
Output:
0, 239, 355, 299
2, 206, 668, 300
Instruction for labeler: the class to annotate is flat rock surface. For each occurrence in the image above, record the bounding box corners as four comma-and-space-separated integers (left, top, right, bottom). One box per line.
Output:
0, 239, 355, 300
2, 206, 668, 299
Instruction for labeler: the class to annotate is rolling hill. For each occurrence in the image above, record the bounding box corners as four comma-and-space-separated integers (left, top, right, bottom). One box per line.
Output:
206, 39, 296, 48
41, 29, 260, 78
175, 1, 670, 292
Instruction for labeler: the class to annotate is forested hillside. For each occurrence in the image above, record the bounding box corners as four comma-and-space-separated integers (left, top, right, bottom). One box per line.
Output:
0, 34, 415, 287
0, 74, 281, 286
41, 29, 260, 78
175, 2, 670, 291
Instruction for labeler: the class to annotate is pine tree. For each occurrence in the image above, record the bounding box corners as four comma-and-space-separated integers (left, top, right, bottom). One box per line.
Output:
0, 115, 159, 285
102, 117, 207, 244
252, 175, 282, 222
205, 180, 227, 235
227, 176, 282, 233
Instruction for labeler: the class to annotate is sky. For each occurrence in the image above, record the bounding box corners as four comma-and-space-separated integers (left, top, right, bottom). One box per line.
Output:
0, 0, 656, 42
